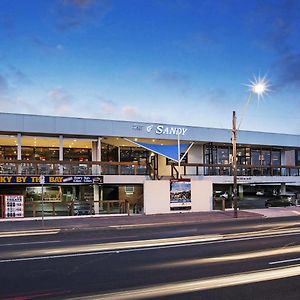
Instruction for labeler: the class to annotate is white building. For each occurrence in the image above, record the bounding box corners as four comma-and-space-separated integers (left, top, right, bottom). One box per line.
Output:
0, 112, 299, 218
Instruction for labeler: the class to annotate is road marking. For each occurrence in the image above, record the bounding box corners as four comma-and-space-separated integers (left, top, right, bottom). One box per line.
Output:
68, 264, 300, 299
269, 257, 300, 265
1, 230, 300, 263
0, 229, 60, 238
0, 240, 62, 247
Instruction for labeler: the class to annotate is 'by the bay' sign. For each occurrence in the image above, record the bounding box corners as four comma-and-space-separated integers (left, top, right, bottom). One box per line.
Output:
0, 175, 103, 185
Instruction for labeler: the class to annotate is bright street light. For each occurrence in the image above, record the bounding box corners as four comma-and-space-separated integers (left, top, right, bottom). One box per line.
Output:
232, 74, 271, 218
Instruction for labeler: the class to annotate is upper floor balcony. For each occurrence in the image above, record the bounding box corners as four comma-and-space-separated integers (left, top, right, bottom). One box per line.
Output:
0, 160, 149, 176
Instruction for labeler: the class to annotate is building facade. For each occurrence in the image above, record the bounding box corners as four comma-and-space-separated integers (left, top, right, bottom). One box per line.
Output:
1, 112, 300, 218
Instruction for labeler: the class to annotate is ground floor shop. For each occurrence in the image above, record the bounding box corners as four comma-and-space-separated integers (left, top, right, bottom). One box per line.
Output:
0, 175, 143, 218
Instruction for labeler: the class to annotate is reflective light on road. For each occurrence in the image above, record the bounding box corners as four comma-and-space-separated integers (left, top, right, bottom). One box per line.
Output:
69, 264, 300, 300
137, 244, 300, 270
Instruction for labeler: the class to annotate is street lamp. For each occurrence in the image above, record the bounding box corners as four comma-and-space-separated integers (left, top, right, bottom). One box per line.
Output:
232, 75, 270, 218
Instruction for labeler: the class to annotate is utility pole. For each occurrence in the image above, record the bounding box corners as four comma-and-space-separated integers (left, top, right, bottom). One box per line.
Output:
232, 111, 238, 218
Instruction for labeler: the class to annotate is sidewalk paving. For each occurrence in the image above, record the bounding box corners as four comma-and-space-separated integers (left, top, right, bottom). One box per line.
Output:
0, 207, 299, 233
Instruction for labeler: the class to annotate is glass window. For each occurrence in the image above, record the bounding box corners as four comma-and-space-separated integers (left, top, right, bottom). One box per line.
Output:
63, 148, 92, 161
101, 143, 118, 162
120, 147, 149, 162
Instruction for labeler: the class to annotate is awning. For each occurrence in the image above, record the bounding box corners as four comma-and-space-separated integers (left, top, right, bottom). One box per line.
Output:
125, 139, 194, 162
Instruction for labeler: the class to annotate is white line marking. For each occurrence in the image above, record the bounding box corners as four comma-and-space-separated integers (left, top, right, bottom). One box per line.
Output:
0, 240, 62, 247
269, 257, 300, 265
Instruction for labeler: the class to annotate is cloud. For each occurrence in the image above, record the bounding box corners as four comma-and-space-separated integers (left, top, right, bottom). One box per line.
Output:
48, 88, 73, 114
100, 99, 116, 114
176, 32, 220, 53
121, 106, 140, 119
56, 0, 112, 31
0, 74, 9, 93
0, 14, 14, 32
7, 65, 32, 85
151, 70, 190, 87
274, 53, 300, 88
31, 36, 65, 54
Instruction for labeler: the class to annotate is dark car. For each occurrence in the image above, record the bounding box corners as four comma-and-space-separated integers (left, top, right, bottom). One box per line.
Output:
265, 194, 296, 208
69, 201, 93, 216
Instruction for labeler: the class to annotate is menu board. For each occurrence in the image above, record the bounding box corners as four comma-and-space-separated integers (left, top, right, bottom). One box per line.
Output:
4, 195, 24, 218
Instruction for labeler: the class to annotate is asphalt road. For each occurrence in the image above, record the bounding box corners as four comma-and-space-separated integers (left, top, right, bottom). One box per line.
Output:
1, 217, 300, 299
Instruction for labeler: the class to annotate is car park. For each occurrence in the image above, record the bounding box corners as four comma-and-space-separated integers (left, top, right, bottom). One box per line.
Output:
265, 194, 296, 208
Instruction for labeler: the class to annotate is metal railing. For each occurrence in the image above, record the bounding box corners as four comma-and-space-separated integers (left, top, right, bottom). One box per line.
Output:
180, 163, 300, 177
0, 160, 149, 176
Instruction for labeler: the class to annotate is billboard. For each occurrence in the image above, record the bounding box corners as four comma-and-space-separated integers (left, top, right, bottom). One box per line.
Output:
170, 179, 191, 210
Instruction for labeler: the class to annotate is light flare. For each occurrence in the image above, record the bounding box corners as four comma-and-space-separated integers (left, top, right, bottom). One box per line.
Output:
246, 74, 271, 101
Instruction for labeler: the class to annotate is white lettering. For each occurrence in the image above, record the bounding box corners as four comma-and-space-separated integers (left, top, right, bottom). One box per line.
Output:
156, 125, 163, 134
163, 127, 169, 134
153, 125, 188, 136
170, 127, 176, 135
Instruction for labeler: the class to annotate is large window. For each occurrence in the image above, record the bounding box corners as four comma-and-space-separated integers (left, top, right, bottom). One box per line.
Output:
22, 146, 59, 161
0, 146, 17, 160
63, 148, 92, 161
101, 143, 118, 162
120, 147, 149, 162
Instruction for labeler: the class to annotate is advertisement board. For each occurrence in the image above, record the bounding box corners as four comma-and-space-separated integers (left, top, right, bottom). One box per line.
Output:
3, 195, 24, 218
0, 175, 103, 185
170, 179, 191, 210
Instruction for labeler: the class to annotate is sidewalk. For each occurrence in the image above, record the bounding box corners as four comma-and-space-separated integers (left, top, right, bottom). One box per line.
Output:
1, 207, 299, 233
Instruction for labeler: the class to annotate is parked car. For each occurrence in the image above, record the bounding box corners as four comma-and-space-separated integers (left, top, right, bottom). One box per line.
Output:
69, 201, 93, 215
256, 190, 264, 196
265, 194, 296, 208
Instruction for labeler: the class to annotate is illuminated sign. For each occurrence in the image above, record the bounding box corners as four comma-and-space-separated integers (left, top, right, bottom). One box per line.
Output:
0, 175, 103, 184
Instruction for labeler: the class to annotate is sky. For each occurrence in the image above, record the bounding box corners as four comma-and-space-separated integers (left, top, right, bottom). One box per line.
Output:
0, 0, 300, 134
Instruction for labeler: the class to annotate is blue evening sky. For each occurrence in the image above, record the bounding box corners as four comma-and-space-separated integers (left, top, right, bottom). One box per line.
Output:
0, 0, 300, 134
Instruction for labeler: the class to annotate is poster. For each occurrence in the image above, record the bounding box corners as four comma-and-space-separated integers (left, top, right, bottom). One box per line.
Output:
4, 195, 24, 218
170, 179, 191, 210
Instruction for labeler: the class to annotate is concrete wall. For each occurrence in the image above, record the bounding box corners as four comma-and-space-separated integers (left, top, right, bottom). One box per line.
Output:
144, 179, 212, 215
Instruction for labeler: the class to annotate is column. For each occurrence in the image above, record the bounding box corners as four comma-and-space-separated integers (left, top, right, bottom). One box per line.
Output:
97, 137, 102, 174
280, 183, 286, 195
59, 135, 63, 174
93, 184, 100, 214
238, 185, 244, 200
17, 133, 21, 174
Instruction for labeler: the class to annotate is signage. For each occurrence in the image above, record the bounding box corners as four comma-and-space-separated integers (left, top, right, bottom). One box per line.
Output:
3, 195, 24, 218
132, 123, 188, 136
147, 124, 188, 136
0, 175, 103, 185
170, 179, 191, 210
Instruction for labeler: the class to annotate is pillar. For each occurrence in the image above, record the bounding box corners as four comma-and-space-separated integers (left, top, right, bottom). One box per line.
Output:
17, 133, 21, 174
280, 183, 286, 195
238, 185, 244, 200
59, 135, 63, 174
93, 184, 100, 214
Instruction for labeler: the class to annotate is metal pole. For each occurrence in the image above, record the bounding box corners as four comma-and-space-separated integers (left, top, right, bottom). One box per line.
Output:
177, 133, 181, 179
232, 111, 238, 218
41, 182, 44, 226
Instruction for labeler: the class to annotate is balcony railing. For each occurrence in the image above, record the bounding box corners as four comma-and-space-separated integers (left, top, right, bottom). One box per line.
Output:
0, 160, 149, 176
177, 163, 300, 177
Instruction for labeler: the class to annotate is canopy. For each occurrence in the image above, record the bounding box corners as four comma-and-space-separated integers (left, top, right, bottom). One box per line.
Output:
125, 139, 193, 162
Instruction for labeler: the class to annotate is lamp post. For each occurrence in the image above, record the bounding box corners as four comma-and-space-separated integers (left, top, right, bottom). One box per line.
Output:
232, 75, 270, 218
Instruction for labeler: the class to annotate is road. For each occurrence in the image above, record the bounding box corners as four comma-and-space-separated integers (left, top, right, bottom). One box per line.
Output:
1, 217, 300, 299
